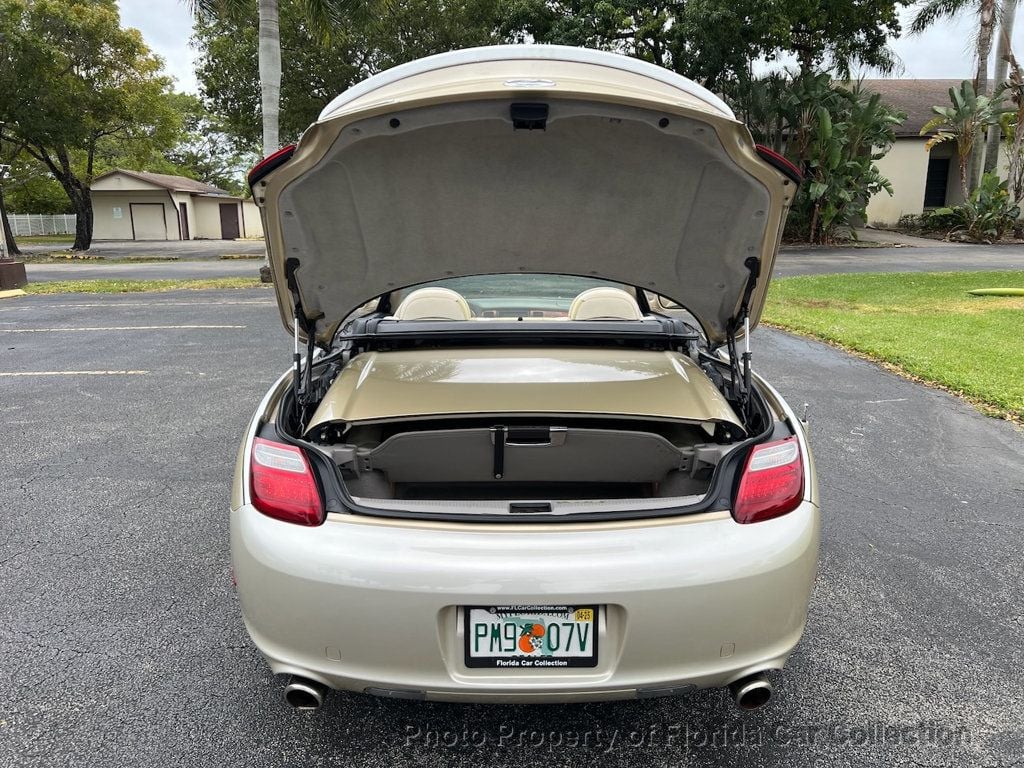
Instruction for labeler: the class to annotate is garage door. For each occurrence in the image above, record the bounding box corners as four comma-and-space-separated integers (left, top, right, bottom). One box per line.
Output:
131, 203, 167, 240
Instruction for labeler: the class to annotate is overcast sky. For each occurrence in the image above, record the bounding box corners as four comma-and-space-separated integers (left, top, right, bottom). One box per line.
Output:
117, 0, 1022, 95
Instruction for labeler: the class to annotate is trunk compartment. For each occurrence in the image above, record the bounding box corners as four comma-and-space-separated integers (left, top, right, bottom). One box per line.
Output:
320, 417, 733, 502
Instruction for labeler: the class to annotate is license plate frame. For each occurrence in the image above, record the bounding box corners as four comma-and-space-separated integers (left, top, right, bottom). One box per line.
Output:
462, 605, 599, 669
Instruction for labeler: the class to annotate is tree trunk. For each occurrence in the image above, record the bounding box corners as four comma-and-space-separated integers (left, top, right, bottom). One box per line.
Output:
70, 187, 93, 251
970, 0, 998, 190
984, 0, 1018, 173
0, 185, 21, 258
258, 0, 282, 156
27, 144, 94, 250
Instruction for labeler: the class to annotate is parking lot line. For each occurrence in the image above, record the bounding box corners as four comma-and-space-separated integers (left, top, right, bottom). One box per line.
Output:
0, 325, 246, 332
0, 370, 150, 377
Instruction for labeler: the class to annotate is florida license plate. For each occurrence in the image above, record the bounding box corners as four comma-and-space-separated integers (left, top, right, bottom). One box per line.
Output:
463, 605, 599, 668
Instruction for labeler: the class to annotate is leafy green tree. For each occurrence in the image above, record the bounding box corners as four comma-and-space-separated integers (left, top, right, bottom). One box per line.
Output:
187, 0, 365, 156
0, 0, 183, 250
194, 0, 506, 149
921, 80, 1010, 199
504, 0, 910, 89
2, 154, 73, 214
163, 94, 257, 195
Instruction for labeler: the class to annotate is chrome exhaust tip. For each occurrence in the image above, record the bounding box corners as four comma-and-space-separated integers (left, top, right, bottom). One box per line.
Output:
284, 675, 328, 710
728, 671, 773, 711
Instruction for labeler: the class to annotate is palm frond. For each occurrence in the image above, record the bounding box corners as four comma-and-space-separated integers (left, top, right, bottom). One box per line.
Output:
909, 0, 975, 35
183, 0, 253, 22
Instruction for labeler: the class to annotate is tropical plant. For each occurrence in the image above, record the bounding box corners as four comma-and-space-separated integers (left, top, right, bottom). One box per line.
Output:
921, 80, 1010, 199
930, 171, 1020, 240
910, 0, 999, 190
735, 72, 904, 244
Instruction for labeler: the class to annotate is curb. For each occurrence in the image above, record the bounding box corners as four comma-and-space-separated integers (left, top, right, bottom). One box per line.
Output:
0, 288, 27, 300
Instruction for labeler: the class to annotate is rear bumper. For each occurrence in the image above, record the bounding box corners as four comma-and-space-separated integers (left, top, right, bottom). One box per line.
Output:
230, 501, 819, 703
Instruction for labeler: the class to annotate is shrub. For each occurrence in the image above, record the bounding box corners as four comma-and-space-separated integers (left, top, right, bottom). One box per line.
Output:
922, 207, 962, 232
897, 213, 923, 230
931, 173, 1021, 242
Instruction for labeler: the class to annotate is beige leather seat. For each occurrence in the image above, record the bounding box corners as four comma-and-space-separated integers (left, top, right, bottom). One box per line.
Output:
393, 287, 472, 321
568, 287, 644, 320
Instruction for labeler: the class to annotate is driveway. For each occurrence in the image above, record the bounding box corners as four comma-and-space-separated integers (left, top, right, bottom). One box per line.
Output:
774, 242, 1024, 276
0, 289, 1021, 767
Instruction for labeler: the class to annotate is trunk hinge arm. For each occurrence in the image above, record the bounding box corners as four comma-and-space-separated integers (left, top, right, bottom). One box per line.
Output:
727, 256, 761, 421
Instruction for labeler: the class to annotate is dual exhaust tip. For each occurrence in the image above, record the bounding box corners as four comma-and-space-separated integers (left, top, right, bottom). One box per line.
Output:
285, 671, 773, 711
728, 671, 773, 710
284, 675, 328, 710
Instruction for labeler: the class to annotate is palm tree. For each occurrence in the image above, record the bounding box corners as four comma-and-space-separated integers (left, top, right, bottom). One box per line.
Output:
911, 0, 999, 190
999, 51, 1024, 203
984, 0, 1019, 172
921, 80, 1009, 198
187, 0, 345, 157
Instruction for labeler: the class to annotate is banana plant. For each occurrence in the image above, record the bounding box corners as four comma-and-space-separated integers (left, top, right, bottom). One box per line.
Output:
767, 73, 903, 243
921, 80, 1011, 200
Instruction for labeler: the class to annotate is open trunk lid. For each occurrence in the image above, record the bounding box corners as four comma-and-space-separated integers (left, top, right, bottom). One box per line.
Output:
252, 45, 798, 346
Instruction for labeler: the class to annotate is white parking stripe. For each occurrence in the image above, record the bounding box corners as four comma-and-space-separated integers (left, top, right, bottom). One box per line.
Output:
0, 325, 245, 332
0, 370, 149, 377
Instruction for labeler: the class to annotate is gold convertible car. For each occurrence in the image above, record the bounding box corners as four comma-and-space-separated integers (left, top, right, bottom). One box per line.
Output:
232, 45, 819, 710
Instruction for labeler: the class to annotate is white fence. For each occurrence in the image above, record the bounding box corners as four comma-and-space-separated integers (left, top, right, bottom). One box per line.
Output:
7, 213, 77, 236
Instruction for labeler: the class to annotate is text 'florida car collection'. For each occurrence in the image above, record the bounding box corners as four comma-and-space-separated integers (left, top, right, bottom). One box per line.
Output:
231, 45, 819, 711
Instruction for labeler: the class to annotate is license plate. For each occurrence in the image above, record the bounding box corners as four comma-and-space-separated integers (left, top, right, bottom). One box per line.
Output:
463, 605, 599, 668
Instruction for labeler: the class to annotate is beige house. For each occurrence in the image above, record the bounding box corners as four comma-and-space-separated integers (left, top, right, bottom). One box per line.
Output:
91, 170, 263, 241
862, 79, 973, 226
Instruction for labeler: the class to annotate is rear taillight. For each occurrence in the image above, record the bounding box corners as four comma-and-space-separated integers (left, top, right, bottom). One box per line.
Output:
733, 437, 804, 524
250, 437, 323, 526
247, 144, 296, 188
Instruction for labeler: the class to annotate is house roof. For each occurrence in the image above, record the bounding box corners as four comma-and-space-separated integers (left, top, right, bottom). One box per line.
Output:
857, 79, 964, 137
92, 169, 233, 196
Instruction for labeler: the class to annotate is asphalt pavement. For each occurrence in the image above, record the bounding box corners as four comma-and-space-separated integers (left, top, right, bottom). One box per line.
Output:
0, 289, 1022, 767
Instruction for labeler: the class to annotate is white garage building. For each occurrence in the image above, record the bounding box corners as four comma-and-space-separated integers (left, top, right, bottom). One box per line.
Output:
90, 170, 263, 241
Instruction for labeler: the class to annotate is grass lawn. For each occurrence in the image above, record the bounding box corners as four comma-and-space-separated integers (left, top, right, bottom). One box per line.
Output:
763, 270, 1024, 421
24, 277, 267, 295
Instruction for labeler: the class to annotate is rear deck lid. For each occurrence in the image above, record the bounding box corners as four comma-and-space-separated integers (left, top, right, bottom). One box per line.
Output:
304, 347, 742, 431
